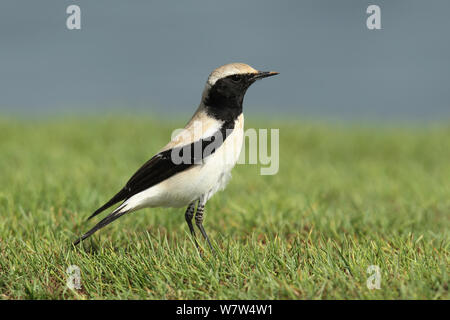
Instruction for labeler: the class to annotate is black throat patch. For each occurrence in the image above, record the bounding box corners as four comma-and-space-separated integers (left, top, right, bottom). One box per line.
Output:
204, 73, 255, 122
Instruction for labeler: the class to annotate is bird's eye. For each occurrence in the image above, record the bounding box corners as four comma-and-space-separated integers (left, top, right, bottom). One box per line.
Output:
230, 75, 241, 82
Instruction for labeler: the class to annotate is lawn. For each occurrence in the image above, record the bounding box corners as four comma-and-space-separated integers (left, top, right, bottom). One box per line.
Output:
0, 115, 448, 299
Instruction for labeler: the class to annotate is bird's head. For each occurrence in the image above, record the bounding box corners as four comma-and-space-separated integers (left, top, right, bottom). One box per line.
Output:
201, 63, 278, 121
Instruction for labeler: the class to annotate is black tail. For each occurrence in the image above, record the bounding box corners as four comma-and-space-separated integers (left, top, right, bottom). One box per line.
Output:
88, 188, 129, 220
73, 209, 129, 246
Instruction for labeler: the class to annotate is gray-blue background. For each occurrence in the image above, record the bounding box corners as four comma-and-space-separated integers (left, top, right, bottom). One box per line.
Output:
1, 1, 449, 120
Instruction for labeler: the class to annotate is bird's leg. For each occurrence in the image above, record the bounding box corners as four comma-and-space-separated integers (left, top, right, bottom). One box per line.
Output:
195, 196, 214, 251
185, 201, 199, 248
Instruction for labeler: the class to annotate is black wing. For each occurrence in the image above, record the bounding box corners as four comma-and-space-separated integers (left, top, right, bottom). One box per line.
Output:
87, 151, 192, 220
87, 120, 235, 220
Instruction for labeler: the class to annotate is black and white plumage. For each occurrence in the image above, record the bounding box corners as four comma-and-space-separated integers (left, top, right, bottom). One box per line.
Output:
73, 63, 278, 248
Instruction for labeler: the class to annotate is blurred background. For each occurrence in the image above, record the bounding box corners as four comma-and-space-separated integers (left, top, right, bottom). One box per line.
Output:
1, 0, 449, 121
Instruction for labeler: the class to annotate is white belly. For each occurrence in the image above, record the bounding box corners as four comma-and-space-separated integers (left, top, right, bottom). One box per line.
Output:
121, 116, 244, 211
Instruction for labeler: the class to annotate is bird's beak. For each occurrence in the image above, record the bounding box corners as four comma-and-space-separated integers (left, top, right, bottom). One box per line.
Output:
253, 71, 279, 80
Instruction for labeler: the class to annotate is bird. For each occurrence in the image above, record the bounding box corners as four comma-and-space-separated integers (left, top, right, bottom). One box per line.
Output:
73, 63, 278, 249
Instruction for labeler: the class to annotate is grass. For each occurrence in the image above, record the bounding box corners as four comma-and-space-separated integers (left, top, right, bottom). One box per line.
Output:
0, 115, 448, 299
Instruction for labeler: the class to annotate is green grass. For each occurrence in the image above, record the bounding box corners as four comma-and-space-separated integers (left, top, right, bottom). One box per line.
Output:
0, 115, 448, 299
